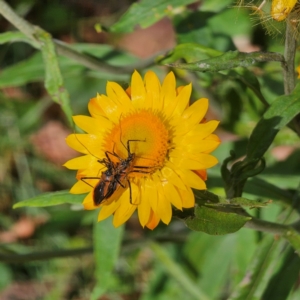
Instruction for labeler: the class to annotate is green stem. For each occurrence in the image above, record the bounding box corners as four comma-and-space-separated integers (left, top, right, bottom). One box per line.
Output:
244, 217, 291, 235
283, 18, 296, 95
0, 0, 155, 74
0, 0, 39, 44
0, 247, 92, 263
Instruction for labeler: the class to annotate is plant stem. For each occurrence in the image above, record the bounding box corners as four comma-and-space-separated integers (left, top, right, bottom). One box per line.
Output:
283, 18, 296, 95
0, 0, 39, 43
244, 217, 291, 235
0, 0, 155, 74
0, 247, 93, 263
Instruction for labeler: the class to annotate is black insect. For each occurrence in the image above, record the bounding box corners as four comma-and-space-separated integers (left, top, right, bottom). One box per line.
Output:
81, 139, 153, 206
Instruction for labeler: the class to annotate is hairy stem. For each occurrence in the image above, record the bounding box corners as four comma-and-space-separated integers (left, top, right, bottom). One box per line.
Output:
283, 18, 296, 95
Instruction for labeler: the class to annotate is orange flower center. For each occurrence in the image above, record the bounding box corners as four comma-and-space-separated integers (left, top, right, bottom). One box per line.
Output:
103, 109, 169, 177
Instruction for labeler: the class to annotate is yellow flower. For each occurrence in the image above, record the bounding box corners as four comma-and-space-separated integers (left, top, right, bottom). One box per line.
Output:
64, 71, 220, 230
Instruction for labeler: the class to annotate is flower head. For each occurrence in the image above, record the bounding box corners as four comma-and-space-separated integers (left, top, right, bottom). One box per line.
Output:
64, 71, 220, 229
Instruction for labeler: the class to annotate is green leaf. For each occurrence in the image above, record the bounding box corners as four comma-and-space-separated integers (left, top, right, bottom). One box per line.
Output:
38, 30, 73, 125
158, 43, 222, 64
0, 31, 39, 48
227, 68, 268, 107
167, 51, 285, 72
228, 235, 280, 300
110, 0, 197, 33
91, 217, 124, 299
185, 206, 251, 235
150, 242, 210, 300
245, 177, 294, 206
262, 247, 300, 300
247, 83, 300, 160
0, 53, 44, 88
13, 190, 84, 208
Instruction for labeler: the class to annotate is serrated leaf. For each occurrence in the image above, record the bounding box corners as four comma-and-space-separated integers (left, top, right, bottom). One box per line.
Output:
91, 217, 124, 299
185, 206, 251, 235
13, 190, 84, 208
247, 83, 300, 160
110, 0, 196, 33
167, 51, 284, 72
158, 43, 222, 64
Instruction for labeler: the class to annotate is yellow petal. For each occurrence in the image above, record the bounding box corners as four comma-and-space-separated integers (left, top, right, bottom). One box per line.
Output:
181, 98, 208, 123
144, 70, 162, 111
169, 152, 218, 169
65, 133, 105, 158
160, 165, 186, 190
82, 191, 97, 210
88, 97, 106, 118
161, 72, 177, 116
177, 186, 195, 208
205, 133, 221, 142
176, 169, 206, 190
182, 120, 220, 141
63, 155, 100, 170
98, 199, 122, 221
178, 140, 220, 153
106, 81, 134, 113
131, 70, 146, 109
146, 210, 160, 230
162, 181, 183, 210
129, 181, 140, 205
70, 180, 92, 194
144, 177, 158, 213
171, 98, 209, 135
171, 84, 191, 117
96, 94, 123, 124
113, 193, 137, 227
138, 180, 151, 227
73, 115, 113, 135
65, 134, 89, 154
155, 181, 172, 225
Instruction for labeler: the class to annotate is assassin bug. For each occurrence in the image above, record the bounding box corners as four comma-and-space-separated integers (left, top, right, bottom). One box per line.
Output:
81, 139, 154, 206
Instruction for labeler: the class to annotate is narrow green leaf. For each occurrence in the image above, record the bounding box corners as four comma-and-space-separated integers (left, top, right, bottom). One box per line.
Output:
38, 30, 73, 125
91, 217, 124, 299
110, 0, 197, 33
185, 206, 251, 235
228, 236, 280, 300
247, 83, 300, 160
0, 53, 44, 88
150, 242, 210, 300
13, 190, 84, 208
0, 31, 39, 48
227, 68, 268, 107
262, 247, 300, 300
167, 51, 285, 72
245, 177, 294, 205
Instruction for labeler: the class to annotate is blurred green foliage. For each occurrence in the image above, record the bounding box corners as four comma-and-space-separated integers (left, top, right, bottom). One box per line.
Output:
1, 0, 300, 299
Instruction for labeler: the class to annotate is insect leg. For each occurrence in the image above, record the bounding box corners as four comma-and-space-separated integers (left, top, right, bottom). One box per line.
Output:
128, 179, 133, 205
81, 176, 100, 188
